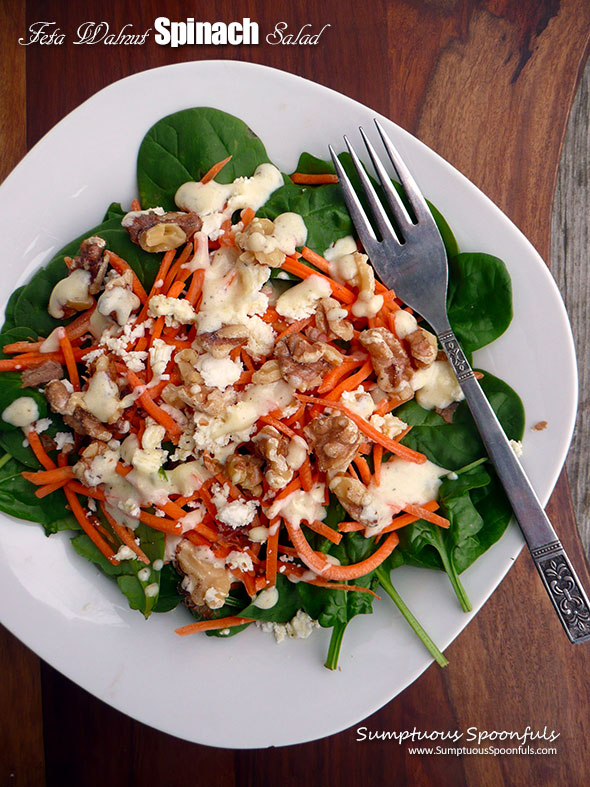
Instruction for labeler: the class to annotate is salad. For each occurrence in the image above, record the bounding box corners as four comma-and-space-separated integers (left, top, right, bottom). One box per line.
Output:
0, 108, 523, 669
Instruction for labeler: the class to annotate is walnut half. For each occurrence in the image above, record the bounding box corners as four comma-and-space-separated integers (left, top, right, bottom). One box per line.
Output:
304, 414, 361, 473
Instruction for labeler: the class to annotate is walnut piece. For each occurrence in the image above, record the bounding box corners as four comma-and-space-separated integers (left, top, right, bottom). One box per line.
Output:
274, 333, 339, 391
175, 540, 232, 613
21, 360, 63, 388
226, 453, 264, 497
253, 425, 293, 489
193, 325, 249, 359
123, 210, 202, 253
304, 414, 361, 473
44, 379, 113, 441
315, 297, 354, 341
406, 327, 437, 368
235, 217, 285, 268
69, 236, 109, 295
329, 474, 377, 525
360, 327, 413, 398
251, 359, 282, 385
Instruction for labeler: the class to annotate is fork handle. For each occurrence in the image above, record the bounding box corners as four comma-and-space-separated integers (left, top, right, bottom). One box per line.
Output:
438, 327, 590, 643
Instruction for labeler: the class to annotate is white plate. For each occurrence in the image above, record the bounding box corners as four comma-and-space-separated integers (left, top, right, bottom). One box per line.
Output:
0, 61, 577, 748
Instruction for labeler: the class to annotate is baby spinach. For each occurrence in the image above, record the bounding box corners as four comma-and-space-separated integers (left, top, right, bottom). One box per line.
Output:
0, 453, 76, 534
137, 107, 270, 211
0, 373, 48, 431
71, 523, 165, 618
447, 254, 512, 353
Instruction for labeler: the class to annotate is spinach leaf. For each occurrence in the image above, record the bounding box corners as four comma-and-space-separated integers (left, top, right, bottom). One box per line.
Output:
237, 574, 301, 623
2, 287, 26, 333
0, 453, 77, 533
152, 563, 184, 613
71, 523, 165, 617
137, 107, 270, 211
447, 253, 512, 352
396, 371, 524, 470
0, 373, 48, 431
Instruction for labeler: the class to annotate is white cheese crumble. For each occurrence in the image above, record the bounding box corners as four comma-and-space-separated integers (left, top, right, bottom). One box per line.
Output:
196, 353, 243, 391
114, 545, 136, 561
148, 294, 197, 326
257, 610, 319, 643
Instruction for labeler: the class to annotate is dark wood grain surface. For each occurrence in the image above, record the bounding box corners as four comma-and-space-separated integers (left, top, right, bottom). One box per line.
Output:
1, 1, 590, 785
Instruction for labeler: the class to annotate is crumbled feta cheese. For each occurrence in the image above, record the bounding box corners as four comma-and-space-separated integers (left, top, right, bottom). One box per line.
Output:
226, 550, 254, 573
196, 353, 243, 391
510, 439, 524, 457
369, 413, 407, 439
340, 386, 375, 420
34, 417, 52, 434
149, 339, 174, 378
114, 545, 136, 561
144, 583, 159, 598
148, 294, 197, 326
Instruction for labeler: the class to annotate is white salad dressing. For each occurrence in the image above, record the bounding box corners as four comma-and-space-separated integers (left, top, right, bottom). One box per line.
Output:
1, 397, 39, 428
175, 163, 284, 216
365, 457, 449, 533
412, 360, 465, 410
275, 274, 331, 320
265, 483, 326, 528
48, 269, 94, 319
253, 586, 279, 610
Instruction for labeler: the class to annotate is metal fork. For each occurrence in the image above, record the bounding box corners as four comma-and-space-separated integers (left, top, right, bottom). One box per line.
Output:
329, 120, 590, 643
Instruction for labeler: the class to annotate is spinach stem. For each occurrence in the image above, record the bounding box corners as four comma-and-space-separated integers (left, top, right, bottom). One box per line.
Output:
437, 543, 472, 612
0, 452, 12, 471
325, 619, 347, 671
376, 566, 449, 667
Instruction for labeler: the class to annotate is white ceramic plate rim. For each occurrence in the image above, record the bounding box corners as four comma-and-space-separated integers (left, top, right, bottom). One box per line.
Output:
0, 61, 577, 748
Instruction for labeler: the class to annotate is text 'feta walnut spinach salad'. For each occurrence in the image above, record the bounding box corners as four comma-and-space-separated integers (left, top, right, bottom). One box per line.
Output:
0, 108, 523, 669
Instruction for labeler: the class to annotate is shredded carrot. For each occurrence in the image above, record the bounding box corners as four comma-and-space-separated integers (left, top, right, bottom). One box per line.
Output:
273, 476, 301, 501
126, 369, 182, 436
317, 359, 364, 394
130, 199, 141, 211
137, 510, 181, 534
402, 503, 450, 529
353, 456, 373, 486
290, 172, 339, 185
58, 329, 80, 391
64, 486, 118, 564
186, 268, 206, 305
259, 414, 297, 439
297, 394, 426, 464
322, 360, 374, 401
265, 518, 280, 586
304, 519, 342, 545
240, 207, 255, 227
34, 480, 68, 498
100, 504, 150, 564
379, 501, 440, 534
167, 280, 185, 299
300, 457, 313, 492
338, 521, 365, 533
201, 155, 232, 184
276, 316, 313, 341
26, 431, 56, 470
285, 517, 400, 580
281, 257, 356, 304
373, 444, 383, 485
175, 616, 253, 636
22, 466, 74, 485
106, 251, 148, 302
66, 480, 106, 501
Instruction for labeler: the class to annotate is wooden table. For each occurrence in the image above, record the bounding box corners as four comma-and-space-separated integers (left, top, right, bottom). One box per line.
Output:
1, 1, 590, 784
